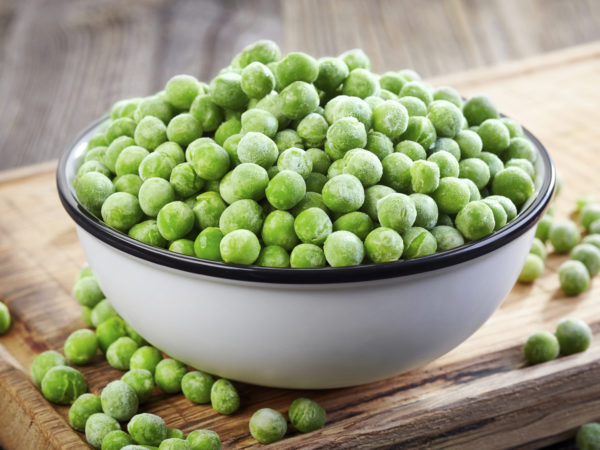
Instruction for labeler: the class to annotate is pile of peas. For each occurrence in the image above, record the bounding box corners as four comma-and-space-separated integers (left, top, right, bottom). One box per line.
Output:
523, 186, 600, 295
74, 40, 539, 268
30, 263, 326, 447
523, 317, 592, 365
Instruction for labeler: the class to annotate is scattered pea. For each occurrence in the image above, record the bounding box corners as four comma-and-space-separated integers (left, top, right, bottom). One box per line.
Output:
288, 397, 327, 433
523, 331, 559, 364
41, 365, 88, 405
555, 318, 592, 355
210, 378, 240, 415
155, 359, 187, 394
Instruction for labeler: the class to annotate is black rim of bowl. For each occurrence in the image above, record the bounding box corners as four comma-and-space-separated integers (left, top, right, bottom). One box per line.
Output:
57, 117, 556, 284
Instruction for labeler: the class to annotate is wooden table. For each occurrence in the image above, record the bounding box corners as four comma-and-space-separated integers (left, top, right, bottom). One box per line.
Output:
1, 42, 600, 449
2, 0, 600, 169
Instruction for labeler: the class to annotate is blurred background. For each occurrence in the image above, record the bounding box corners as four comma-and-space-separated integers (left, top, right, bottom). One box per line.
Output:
1, 0, 600, 170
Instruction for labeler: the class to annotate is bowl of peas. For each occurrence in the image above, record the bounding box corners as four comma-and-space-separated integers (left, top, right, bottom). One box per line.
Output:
57, 40, 555, 388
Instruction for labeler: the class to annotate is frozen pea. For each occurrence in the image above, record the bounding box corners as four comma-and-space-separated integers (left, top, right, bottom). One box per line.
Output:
255, 92, 289, 129
115, 174, 144, 196
479, 152, 504, 179
106, 336, 139, 370
83, 147, 107, 165
31, 350, 67, 387
240, 62, 275, 99
297, 113, 329, 147
155, 359, 187, 394
241, 108, 278, 137
167, 114, 203, 147
77, 263, 94, 280
462, 95, 499, 126
333, 211, 374, 240
288, 398, 326, 433
169, 239, 195, 256
505, 137, 536, 163
169, 163, 204, 198
400, 116, 437, 150
491, 167, 534, 207
314, 57, 349, 92
181, 370, 214, 404
577, 423, 600, 450
377, 193, 417, 233
381, 153, 412, 193
274, 129, 304, 153
397, 96, 427, 117
130, 346, 162, 375
477, 119, 510, 154
209, 72, 248, 111
322, 174, 364, 213
167, 428, 185, 440
294, 208, 332, 245
342, 68, 378, 99
194, 227, 224, 261
455, 201, 495, 240
237, 132, 278, 169
402, 227, 437, 258
219, 199, 263, 234
188, 140, 230, 181
97, 317, 128, 353
187, 430, 221, 450
290, 244, 326, 268
428, 150, 459, 178
518, 253, 544, 283
134, 116, 167, 151
529, 237, 547, 261
101, 430, 134, 450
431, 137, 461, 161
73, 276, 104, 308
427, 100, 462, 138
261, 210, 298, 251
379, 71, 405, 94
129, 220, 168, 248
365, 131, 393, 161
396, 140, 426, 161
193, 192, 226, 229
305, 148, 331, 175
165, 74, 200, 109
486, 195, 518, 222
112, 98, 142, 121
266, 170, 306, 210
155, 142, 185, 167
324, 95, 372, 130
433, 86, 462, 108
372, 100, 408, 140
210, 378, 240, 415
399, 81, 432, 105
222, 133, 242, 166
69, 393, 102, 432
589, 219, 600, 234
76, 172, 115, 216
122, 369, 155, 404
343, 149, 383, 187
228, 163, 269, 202
459, 158, 490, 189
410, 160, 440, 194
455, 129, 482, 159
323, 230, 364, 267
64, 329, 98, 365
433, 177, 470, 215
581, 204, 600, 231
278, 147, 312, 179
159, 438, 190, 450
101, 192, 144, 232
291, 192, 330, 216
124, 323, 147, 347
505, 158, 535, 179
410, 193, 438, 229
41, 365, 87, 405
190, 94, 224, 132
364, 227, 403, 263
88, 132, 108, 149
276, 52, 318, 87
555, 317, 592, 354
256, 245, 290, 267
327, 158, 346, 177
583, 234, 600, 250
326, 116, 367, 158
214, 119, 242, 147
431, 225, 464, 251
78, 160, 111, 179
235, 39, 280, 68
280, 81, 319, 119
523, 331, 559, 364
339, 48, 370, 71
481, 198, 507, 230
501, 117, 524, 138
86, 413, 120, 449
570, 243, 600, 277
361, 185, 395, 221
437, 213, 453, 226
115, 146, 150, 177
249, 408, 287, 444
101, 380, 138, 422
157, 201, 195, 241
559, 260, 590, 296
106, 118, 137, 143
127, 413, 167, 446
133, 96, 173, 123
549, 221, 581, 253
220, 229, 261, 265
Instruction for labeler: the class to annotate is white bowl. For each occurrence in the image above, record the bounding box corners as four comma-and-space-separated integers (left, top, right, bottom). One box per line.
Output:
58, 119, 555, 389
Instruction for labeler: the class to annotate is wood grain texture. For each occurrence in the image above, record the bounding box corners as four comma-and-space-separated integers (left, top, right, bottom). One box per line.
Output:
1, 0, 600, 169
0, 43, 600, 449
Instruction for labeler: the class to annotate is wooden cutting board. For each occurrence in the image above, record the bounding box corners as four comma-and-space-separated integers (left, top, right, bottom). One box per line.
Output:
1, 42, 600, 449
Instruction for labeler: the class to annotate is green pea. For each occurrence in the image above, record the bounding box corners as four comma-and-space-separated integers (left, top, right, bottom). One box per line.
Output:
266, 170, 306, 210
101, 380, 139, 422
122, 369, 155, 404
491, 167, 534, 208
190, 94, 224, 132
280, 81, 319, 119
76, 172, 115, 216
188, 140, 230, 181
276, 52, 318, 87
210, 378, 240, 415
64, 329, 98, 365
323, 230, 364, 267
31, 350, 67, 387
209, 72, 249, 111
256, 245, 290, 267
129, 220, 168, 248
101, 430, 134, 450
288, 397, 327, 433
559, 261, 590, 296
165, 74, 200, 109
157, 201, 195, 241
194, 227, 224, 261
220, 229, 261, 265
463, 95, 499, 126
127, 413, 167, 446
106, 336, 139, 370
86, 413, 120, 449
155, 359, 187, 394
555, 318, 592, 354
181, 370, 214, 404
114, 174, 144, 196
523, 331, 559, 364
549, 221, 581, 254
518, 254, 544, 283
187, 430, 221, 450
96, 317, 128, 353
333, 211, 374, 240
455, 201, 495, 240
249, 408, 287, 444
101, 192, 144, 232
129, 346, 163, 375
68, 393, 102, 432
402, 227, 437, 258
364, 227, 403, 263
73, 276, 105, 308
431, 225, 464, 251
166, 113, 203, 147
41, 365, 88, 405
576, 423, 600, 450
